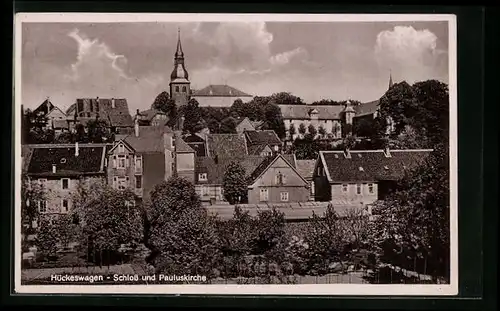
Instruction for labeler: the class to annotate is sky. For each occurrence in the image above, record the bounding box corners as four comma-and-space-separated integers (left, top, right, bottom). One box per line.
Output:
20, 20, 449, 113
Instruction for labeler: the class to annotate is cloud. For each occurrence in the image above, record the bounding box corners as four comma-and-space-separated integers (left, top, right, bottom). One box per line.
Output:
374, 26, 448, 84
30, 28, 166, 113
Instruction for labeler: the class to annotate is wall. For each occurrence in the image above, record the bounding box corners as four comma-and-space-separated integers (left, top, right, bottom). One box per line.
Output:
248, 157, 309, 203
284, 119, 342, 140
142, 153, 167, 202
195, 184, 224, 204
330, 182, 378, 206
236, 118, 255, 133
192, 96, 252, 108
46, 108, 66, 129
176, 152, 195, 183
30, 175, 105, 215
107, 143, 136, 193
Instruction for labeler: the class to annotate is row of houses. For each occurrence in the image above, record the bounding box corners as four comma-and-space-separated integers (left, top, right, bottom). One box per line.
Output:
22, 116, 431, 218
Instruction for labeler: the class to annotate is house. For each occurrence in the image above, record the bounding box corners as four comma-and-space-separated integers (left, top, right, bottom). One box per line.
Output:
107, 122, 176, 202
246, 154, 309, 204
66, 97, 134, 135
135, 108, 168, 126
25, 143, 109, 218
31, 98, 67, 130
204, 133, 249, 159
235, 117, 264, 134
313, 148, 432, 206
191, 84, 253, 108
243, 130, 283, 156
295, 159, 317, 200
174, 131, 196, 183
183, 133, 207, 157
194, 156, 266, 205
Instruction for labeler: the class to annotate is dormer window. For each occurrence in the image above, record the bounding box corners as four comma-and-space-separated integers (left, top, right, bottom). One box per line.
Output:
384, 166, 389, 170
359, 167, 364, 171
60, 158, 66, 164
198, 173, 207, 181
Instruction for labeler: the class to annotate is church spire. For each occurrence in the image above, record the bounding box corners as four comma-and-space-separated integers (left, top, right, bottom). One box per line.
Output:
388, 69, 394, 89
175, 27, 184, 58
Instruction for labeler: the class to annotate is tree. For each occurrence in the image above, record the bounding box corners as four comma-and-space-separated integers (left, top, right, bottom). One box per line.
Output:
21, 174, 47, 235
54, 132, 74, 144
353, 117, 375, 138
318, 125, 326, 138
152, 91, 178, 129
74, 124, 87, 142
219, 117, 237, 134
86, 119, 111, 143
181, 98, 204, 134
308, 124, 317, 138
37, 214, 78, 260
147, 177, 221, 276
378, 81, 418, 136
298, 123, 307, 135
269, 92, 304, 105
222, 161, 248, 204
343, 134, 356, 150
370, 143, 450, 280
260, 102, 286, 139
80, 187, 142, 265
288, 123, 296, 139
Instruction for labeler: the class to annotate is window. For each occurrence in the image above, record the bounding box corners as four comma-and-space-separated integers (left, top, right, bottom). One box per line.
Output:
116, 177, 128, 190
175, 86, 180, 92
61, 199, 69, 213
38, 179, 47, 187
368, 183, 374, 194
356, 184, 362, 194
342, 184, 348, 193
135, 156, 142, 172
171, 162, 175, 173
201, 186, 209, 196
135, 175, 142, 189
117, 155, 126, 169
317, 166, 322, 176
280, 192, 289, 202
118, 144, 125, 153
275, 172, 285, 185
182, 86, 187, 92
260, 188, 269, 202
61, 178, 69, 190
38, 200, 47, 213
199, 173, 207, 181
170, 137, 175, 149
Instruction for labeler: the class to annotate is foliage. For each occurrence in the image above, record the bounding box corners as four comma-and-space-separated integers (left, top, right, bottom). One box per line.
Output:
219, 117, 238, 134
37, 215, 78, 259
54, 132, 74, 144
292, 135, 320, 160
288, 123, 296, 137
222, 161, 248, 204
370, 143, 450, 280
311, 99, 362, 106
152, 91, 178, 129
298, 123, 307, 135
307, 124, 317, 137
318, 125, 326, 138
200, 107, 231, 133
147, 177, 221, 277
86, 119, 112, 143
353, 117, 375, 138
21, 174, 46, 234
180, 98, 204, 134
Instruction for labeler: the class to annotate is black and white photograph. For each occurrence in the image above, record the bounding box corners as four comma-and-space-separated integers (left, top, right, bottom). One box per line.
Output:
14, 13, 457, 295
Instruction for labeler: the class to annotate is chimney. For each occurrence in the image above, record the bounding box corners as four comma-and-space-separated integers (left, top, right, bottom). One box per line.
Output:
134, 117, 140, 137
111, 97, 115, 109
52, 164, 56, 173
75, 142, 79, 157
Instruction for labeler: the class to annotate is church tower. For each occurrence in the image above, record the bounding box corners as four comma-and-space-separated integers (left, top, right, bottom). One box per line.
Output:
169, 28, 191, 107
388, 70, 394, 89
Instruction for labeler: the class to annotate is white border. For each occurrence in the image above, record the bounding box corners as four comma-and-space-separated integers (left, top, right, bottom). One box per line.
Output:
14, 13, 458, 296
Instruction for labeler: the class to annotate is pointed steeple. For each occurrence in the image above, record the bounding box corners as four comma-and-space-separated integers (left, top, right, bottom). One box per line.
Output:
175, 27, 184, 58
388, 70, 394, 89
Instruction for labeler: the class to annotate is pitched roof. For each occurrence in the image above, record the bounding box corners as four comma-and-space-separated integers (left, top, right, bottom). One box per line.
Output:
69, 98, 134, 127
247, 144, 270, 155
250, 120, 265, 129
206, 133, 248, 158
192, 84, 252, 97
33, 99, 54, 116
320, 149, 433, 183
138, 108, 166, 121
183, 134, 206, 156
354, 100, 379, 117
244, 130, 282, 146
182, 133, 205, 143
247, 154, 298, 184
27, 145, 106, 177
195, 156, 266, 184
296, 159, 316, 180
279, 104, 344, 120
120, 125, 173, 153
174, 133, 195, 153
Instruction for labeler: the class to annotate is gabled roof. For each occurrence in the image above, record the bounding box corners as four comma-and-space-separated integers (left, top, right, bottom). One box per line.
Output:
247, 154, 305, 185
247, 144, 271, 155
138, 108, 166, 121
117, 125, 174, 153
354, 100, 379, 117
244, 130, 282, 146
206, 133, 248, 159
174, 133, 195, 153
192, 84, 252, 97
27, 145, 107, 177
296, 159, 316, 180
279, 104, 344, 120
319, 149, 433, 183
33, 99, 54, 116
195, 156, 266, 184
182, 133, 205, 143
68, 98, 134, 127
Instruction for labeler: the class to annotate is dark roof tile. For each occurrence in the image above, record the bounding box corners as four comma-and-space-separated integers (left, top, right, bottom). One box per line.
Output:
206, 134, 248, 158
195, 156, 266, 184
244, 130, 282, 146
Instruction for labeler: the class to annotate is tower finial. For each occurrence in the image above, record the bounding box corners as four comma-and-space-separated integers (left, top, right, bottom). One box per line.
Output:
175, 27, 183, 57
388, 69, 394, 89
